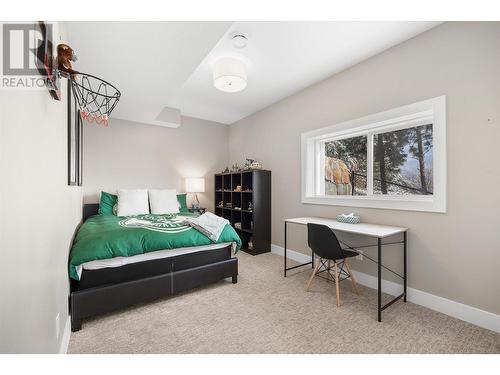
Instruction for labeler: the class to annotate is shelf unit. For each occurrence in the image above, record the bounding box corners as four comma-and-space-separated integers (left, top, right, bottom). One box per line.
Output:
215, 170, 271, 255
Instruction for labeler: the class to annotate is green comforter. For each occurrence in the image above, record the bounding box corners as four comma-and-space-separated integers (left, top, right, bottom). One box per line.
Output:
69, 213, 241, 280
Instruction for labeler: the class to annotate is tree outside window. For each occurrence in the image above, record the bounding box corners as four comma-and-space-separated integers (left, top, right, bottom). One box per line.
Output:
325, 136, 367, 196
324, 124, 433, 196
373, 124, 433, 195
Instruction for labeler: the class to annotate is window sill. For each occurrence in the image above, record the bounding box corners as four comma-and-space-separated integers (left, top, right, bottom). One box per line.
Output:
301, 195, 445, 213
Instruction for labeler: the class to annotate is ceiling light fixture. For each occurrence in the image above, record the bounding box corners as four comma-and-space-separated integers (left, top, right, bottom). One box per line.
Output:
213, 57, 247, 93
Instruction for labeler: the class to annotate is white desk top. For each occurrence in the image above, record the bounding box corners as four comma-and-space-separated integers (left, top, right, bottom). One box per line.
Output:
284, 217, 407, 238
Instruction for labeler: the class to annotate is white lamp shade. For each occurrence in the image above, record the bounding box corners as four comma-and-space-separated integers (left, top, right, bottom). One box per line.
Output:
186, 178, 205, 193
213, 57, 247, 93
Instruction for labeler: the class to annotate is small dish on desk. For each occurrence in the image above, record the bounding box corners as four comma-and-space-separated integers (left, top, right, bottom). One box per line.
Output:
336, 213, 361, 224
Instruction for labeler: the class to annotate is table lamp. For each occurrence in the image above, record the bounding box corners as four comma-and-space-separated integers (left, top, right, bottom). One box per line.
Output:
186, 178, 205, 209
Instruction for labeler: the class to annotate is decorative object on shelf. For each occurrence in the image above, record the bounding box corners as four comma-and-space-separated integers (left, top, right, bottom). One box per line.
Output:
235, 185, 242, 192
250, 160, 262, 170
248, 202, 253, 211
218, 201, 224, 208
186, 178, 205, 209
250, 221, 254, 230
231, 163, 240, 172
226, 202, 232, 208
336, 212, 361, 224
244, 158, 263, 170
222, 167, 230, 173
248, 237, 253, 250
234, 206, 241, 210
234, 222, 242, 229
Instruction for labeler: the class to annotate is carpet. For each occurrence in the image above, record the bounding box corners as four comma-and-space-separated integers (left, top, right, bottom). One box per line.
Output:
68, 252, 500, 353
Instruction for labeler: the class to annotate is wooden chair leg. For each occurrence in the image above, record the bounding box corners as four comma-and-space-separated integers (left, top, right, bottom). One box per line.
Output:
305, 258, 322, 292
333, 261, 341, 307
344, 259, 361, 295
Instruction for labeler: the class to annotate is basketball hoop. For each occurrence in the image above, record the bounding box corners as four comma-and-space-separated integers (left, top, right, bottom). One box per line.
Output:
69, 72, 121, 126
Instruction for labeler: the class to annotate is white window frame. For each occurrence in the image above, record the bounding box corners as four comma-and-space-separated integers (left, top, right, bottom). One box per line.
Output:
301, 96, 446, 213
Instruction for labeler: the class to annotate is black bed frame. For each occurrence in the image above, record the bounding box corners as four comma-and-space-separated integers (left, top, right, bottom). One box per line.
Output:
70, 204, 238, 331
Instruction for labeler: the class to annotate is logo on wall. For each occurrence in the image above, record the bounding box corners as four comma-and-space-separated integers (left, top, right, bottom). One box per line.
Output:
118, 215, 192, 234
1, 22, 60, 98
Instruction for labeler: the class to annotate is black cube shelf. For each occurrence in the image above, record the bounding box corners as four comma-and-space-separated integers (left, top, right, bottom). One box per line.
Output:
215, 170, 271, 255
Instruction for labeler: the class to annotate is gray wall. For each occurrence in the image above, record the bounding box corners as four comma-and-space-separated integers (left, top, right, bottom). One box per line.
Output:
0, 23, 82, 353
83, 116, 229, 210
229, 22, 500, 315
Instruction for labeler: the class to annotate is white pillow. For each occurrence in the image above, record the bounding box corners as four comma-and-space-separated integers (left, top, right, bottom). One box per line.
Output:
148, 189, 180, 214
117, 189, 149, 216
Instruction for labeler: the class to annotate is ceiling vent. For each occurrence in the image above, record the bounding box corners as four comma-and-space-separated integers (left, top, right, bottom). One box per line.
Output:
231, 34, 248, 49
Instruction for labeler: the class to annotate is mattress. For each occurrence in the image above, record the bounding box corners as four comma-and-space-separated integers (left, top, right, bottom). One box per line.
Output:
77, 242, 233, 277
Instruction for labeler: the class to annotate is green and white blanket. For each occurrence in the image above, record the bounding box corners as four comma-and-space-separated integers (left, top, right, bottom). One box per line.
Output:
69, 213, 241, 280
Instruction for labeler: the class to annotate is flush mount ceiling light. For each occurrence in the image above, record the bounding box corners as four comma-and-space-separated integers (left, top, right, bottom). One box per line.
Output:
213, 57, 247, 93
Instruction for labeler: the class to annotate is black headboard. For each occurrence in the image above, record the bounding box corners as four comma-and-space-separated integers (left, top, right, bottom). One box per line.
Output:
83, 203, 99, 221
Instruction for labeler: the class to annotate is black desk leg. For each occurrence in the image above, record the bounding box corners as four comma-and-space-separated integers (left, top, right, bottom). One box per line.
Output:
377, 237, 382, 322
403, 231, 407, 302
284, 221, 287, 277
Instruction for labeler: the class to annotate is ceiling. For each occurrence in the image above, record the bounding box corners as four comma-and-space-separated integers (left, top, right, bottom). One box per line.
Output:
65, 22, 231, 125
66, 21, 440, 126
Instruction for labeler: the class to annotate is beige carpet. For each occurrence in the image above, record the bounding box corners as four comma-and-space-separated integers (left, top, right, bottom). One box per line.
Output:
68, 252, 500, 354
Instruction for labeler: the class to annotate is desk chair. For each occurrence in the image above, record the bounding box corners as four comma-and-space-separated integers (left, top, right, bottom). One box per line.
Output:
306, 223, 361, 306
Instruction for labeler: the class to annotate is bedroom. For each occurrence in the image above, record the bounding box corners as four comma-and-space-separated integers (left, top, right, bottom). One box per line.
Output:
1, 0, 499, 372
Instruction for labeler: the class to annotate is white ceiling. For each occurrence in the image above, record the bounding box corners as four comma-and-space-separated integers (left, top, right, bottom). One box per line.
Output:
66, 21, 440, 126
65, 22, 231, 125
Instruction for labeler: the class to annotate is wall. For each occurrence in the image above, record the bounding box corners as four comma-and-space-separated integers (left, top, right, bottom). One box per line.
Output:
0, 23, 82, 352
83, 116, 229, 210
229, 22, 500, 315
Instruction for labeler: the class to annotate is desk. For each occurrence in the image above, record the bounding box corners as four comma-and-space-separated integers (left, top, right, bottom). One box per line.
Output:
284, 217, 408, 322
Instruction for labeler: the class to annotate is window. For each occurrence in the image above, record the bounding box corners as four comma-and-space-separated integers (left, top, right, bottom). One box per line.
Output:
324, 135, 367, 196
373, 124, 433, 196
302, 96, 446, 212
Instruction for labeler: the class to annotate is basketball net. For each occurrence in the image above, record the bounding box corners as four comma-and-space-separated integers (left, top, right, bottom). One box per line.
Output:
80, 110, 109, 126
69, 72, 120, 128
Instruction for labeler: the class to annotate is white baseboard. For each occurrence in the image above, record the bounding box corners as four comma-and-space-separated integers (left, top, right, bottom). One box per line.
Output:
58, 315, 71, 354
271, 244, 500, 333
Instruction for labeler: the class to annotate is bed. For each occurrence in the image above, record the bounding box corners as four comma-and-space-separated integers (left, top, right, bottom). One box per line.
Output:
69, 204, 240, 331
